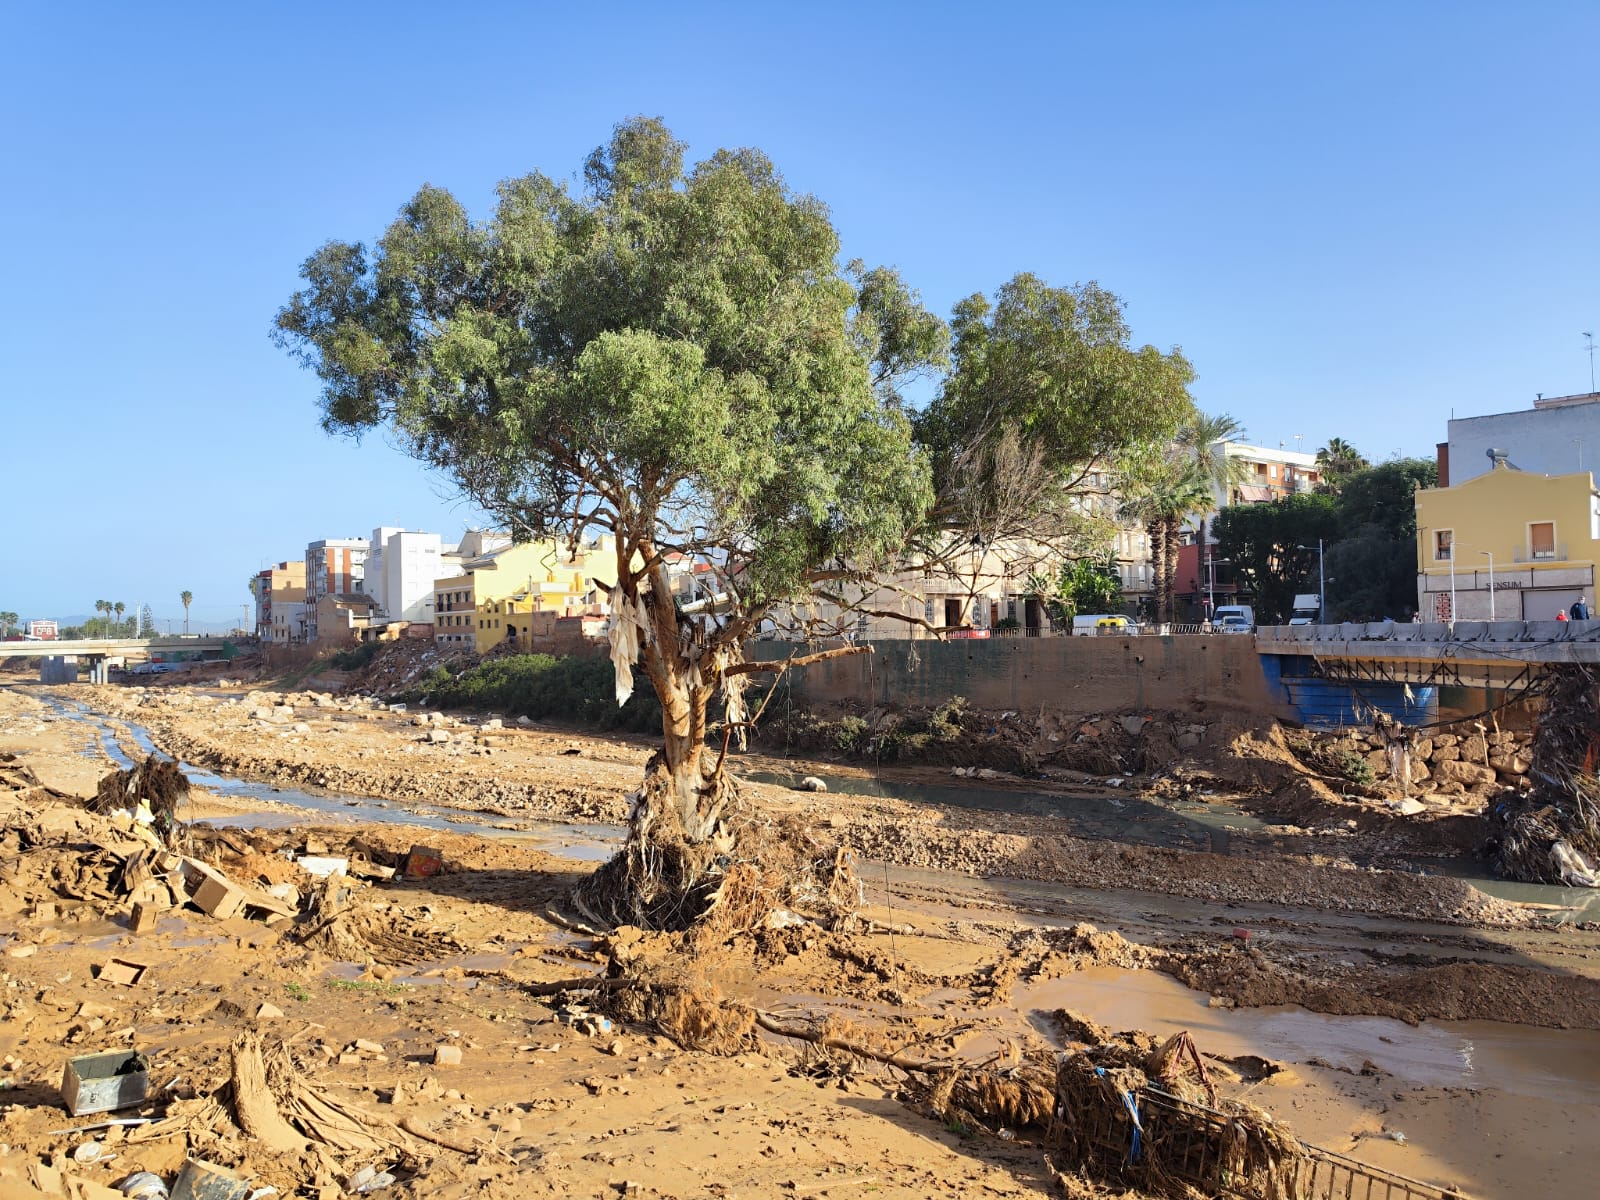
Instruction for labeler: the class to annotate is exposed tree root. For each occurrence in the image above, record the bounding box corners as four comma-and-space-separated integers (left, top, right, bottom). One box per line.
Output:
570, 750, 863, 933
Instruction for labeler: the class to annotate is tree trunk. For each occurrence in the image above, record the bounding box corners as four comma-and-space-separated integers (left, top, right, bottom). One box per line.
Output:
570, 553, 739, 930
1163, 515, 1182, 623
1147, 520, 1168, 624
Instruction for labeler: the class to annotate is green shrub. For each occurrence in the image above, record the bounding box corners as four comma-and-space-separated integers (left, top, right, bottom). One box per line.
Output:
402, 653, 663, 733
1336, 748, 1375, 785
929, 696, 967, 742
328, 641, 381, 671
834, 716, 868, 752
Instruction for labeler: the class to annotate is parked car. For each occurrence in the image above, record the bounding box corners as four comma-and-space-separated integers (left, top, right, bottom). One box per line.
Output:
1072, 614, 1137, 636
1217, 615, 1253, 634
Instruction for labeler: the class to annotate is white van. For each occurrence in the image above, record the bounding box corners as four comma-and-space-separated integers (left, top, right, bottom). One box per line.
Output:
1212, 604, 1254, 629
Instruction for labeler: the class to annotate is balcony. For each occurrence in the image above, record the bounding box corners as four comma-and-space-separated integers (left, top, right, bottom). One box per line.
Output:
1513, 544, 1567, 564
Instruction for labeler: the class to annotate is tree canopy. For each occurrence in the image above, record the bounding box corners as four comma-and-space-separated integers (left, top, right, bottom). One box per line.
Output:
276, 118, 936, 625
917, 275, 1195, 546
1315, 437, 1370, 493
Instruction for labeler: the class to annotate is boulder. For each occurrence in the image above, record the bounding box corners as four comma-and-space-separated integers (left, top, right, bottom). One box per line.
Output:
1432, 759, 1497, 789
1459, 734, 1489, 763
1429, 743, 1460, 763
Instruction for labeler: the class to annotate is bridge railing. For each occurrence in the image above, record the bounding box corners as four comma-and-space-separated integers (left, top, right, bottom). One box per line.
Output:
1257, 619, 1600, 645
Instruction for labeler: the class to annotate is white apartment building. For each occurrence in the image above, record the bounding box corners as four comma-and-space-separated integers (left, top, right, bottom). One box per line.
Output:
367, 527, 446, 625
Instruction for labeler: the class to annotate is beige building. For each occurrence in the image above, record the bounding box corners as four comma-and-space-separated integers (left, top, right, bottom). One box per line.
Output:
250, 561, 306, 641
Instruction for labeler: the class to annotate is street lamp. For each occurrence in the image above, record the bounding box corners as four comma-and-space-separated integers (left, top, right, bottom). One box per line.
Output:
1296, 540, 1325, 622
1480, 550, 1495, 620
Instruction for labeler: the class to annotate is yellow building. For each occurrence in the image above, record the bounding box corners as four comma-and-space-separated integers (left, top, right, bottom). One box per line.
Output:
432, 537, 621, 652
1415, 465, 1599, 621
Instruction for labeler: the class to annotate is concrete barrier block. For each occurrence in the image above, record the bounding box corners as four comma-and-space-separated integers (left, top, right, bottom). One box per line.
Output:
1484, 621, 1524, 641
1452, 621, 1488, 641
1526, 619, 1570, 641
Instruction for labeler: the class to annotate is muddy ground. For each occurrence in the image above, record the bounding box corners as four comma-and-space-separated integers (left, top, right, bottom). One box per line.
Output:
1, 673, 1598, 1199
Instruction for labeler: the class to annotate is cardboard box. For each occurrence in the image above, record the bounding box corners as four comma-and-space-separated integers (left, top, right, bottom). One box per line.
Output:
98, 958, 148, 987
402, 846, 443, 879
61, 1049, 150, 1116
170, 1157, 250, 1200
192, 874, 246, 920
129, 901, 158, 934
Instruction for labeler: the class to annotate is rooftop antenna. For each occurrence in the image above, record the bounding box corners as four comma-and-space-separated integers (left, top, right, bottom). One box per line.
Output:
1586, 332, 1596, 394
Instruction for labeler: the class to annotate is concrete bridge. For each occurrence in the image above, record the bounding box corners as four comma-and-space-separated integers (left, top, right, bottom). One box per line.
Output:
1255, 619, 1600, 725
0, 637, 238, 683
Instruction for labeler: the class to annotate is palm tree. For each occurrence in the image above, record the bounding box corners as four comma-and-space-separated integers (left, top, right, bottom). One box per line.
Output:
113, 602, 126, 634
180, 590, 193, 635
0, 611, 16, 636
1177, 413, 1250, 610
94, 600, 110, 634
1316, 437, 1369, 493
1121, 456, 1213, 624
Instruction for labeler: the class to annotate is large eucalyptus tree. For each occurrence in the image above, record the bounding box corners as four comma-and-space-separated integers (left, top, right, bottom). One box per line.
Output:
275, 118, 940, 927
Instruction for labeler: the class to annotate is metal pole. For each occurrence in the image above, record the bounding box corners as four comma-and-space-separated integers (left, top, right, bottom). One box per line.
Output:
1482, 551, 1495, 620
1449, 546, 1456, 623
1318, 538, 1326, 623
1206, 540, 1215, 618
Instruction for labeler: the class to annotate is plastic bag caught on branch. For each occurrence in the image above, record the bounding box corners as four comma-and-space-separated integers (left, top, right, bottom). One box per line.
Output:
607, 584, 650, 706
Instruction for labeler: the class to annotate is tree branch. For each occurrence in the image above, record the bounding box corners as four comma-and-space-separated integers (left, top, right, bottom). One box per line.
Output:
722, 644, 872, 677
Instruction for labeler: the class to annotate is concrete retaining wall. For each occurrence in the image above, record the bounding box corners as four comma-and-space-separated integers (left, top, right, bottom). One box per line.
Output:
753, 636, 1278, 718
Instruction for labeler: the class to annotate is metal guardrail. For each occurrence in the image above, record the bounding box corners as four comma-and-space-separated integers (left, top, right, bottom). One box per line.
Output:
1061, 1085, 1464, 1200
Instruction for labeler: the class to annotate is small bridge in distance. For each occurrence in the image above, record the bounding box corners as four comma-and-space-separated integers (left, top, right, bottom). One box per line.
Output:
0, 637, 239, 683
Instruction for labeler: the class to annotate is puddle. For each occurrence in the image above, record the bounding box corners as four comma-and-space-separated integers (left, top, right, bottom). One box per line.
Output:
1009, 967, 1600, 1105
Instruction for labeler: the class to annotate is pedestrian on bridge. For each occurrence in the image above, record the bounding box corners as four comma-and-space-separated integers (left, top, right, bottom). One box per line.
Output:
1572, 598, 1590, 621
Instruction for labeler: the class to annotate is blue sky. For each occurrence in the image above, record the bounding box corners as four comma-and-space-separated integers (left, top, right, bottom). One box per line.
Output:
4, 2, 1597, 628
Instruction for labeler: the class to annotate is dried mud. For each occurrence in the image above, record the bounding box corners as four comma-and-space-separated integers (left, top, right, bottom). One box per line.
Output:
1, 677, 1598, 1199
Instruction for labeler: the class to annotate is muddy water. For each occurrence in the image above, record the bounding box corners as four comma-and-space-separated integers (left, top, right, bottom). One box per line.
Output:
1009, 966, 1600, 1105
38, 697, 622, 862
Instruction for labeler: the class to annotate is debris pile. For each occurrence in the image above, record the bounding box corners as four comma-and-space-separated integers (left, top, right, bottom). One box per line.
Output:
1047, 1012, 1311, 1198
1490, 664, 1600, 886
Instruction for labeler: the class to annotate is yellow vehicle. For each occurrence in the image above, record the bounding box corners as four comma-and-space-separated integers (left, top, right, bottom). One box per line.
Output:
1094, 616, 1129, 636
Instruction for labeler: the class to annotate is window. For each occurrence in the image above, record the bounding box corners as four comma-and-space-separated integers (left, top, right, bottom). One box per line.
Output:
1434, 530, 1453, 561
1530, 522, 1556, 559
